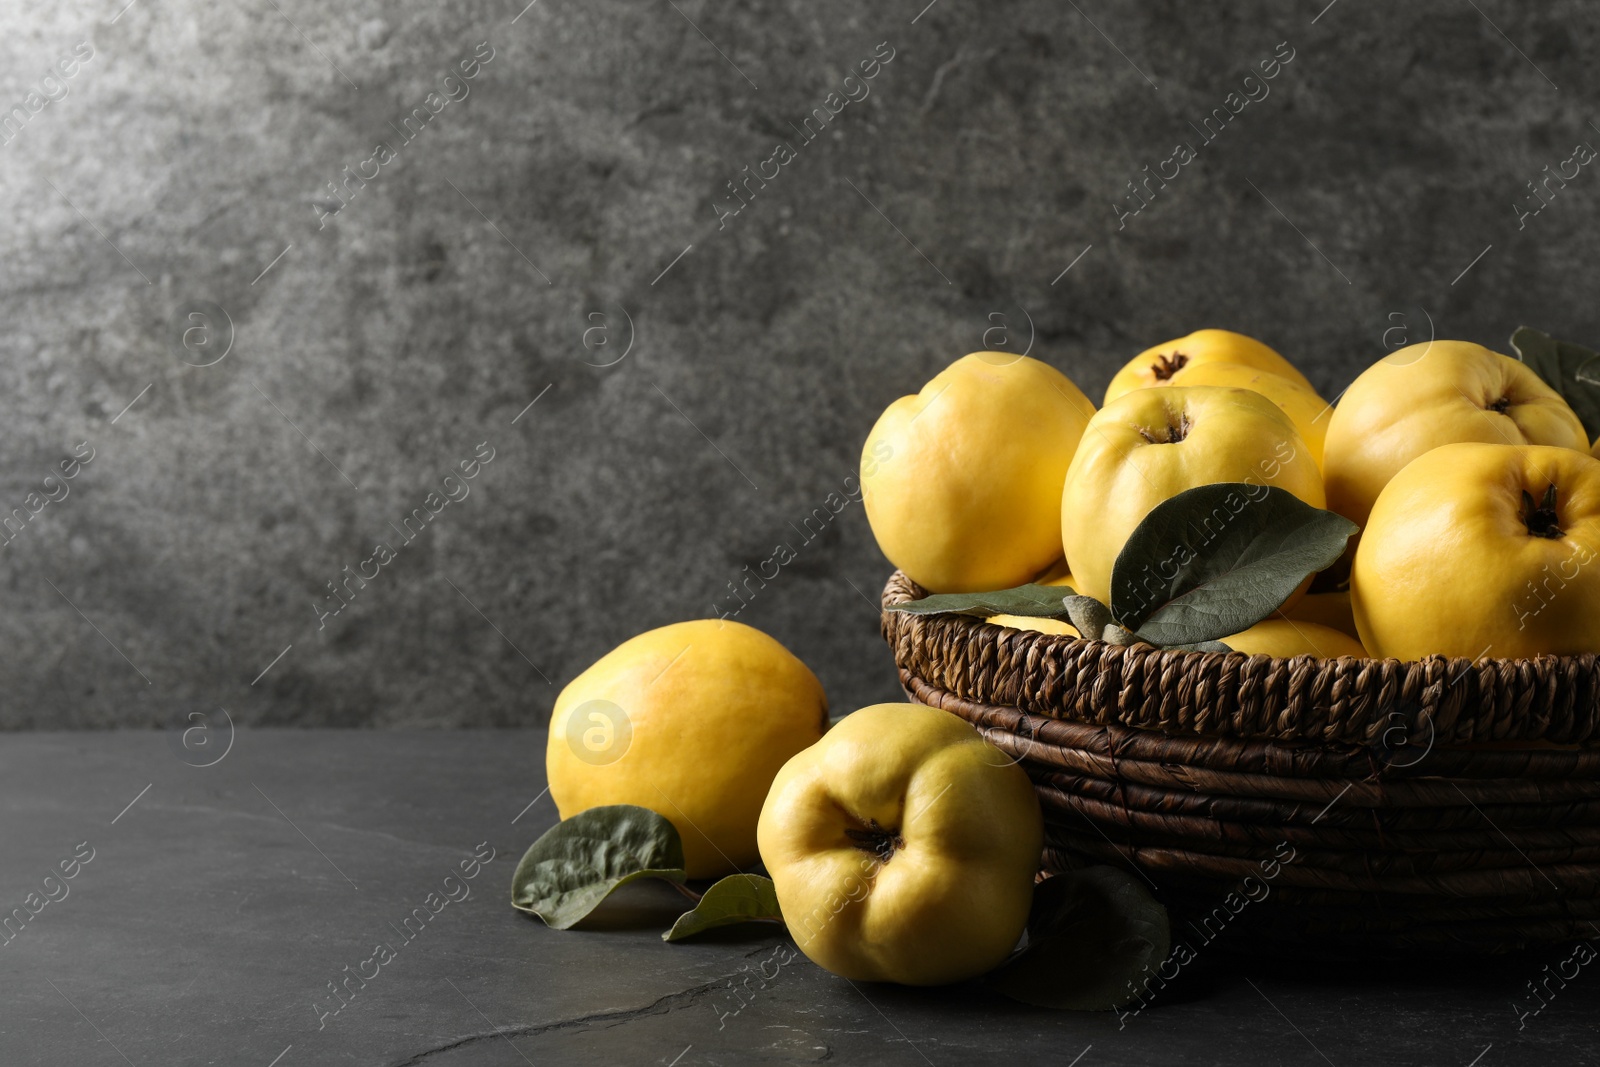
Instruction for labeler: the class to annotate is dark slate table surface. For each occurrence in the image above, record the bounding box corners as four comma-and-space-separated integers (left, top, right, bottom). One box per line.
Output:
3, 730, 1596, 1066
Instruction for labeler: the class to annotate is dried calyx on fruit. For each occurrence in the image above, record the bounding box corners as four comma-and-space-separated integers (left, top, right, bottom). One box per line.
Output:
844, 819, 905, 865
1521, 485, 1564, 540
1150, 351, 1188, 379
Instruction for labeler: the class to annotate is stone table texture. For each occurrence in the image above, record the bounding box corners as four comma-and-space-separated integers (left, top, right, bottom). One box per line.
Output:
3, 731, 1597, 1066
1, 0, 1598, 726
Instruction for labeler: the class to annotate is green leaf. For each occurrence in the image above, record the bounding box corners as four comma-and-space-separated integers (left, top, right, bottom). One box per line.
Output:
1162, 640, 1234, 653
663, 874, 783, 941
1510, 326, 1600, 442
988, 867, 1171, 1011
510, 805, 686, 929
1109, 484, 1357, 646
1102, 623, 1139, 647
1060, 594, 1113, 638
885, 583, 1072, 619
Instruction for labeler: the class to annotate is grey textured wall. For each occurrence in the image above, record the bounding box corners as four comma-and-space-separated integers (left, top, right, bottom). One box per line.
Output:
1, 0, 1593, 727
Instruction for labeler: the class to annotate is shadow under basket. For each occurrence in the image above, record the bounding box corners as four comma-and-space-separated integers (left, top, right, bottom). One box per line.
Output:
879, 570, 1600, 960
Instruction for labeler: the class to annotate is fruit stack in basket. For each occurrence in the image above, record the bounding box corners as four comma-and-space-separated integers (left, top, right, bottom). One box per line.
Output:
863, 329, 1600, 664
863, 328, 1600, 960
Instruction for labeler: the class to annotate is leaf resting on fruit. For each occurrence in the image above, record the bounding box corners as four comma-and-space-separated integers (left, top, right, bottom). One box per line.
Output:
1110, 484, 1357, 647
510, 805, 686, 929
988, 867, 1171, 1011
886, 581, 1234, 651
886, 483, 1353, 653
884, 583, 1073, 619
1060, 594, 1232, 652
1509, 326, 1600, 441
663, 874, 783, 941
1060, 594, 1114, 639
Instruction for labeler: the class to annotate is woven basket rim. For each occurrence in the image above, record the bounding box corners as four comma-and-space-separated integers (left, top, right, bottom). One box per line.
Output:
880, 569, 1600, 747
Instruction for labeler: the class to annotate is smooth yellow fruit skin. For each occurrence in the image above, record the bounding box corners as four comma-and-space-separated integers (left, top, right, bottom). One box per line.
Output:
1032, 558, 1076, 589
988, 614, 1079, 636
547, 620, 827, 878
1061, 386, 1325, 603
757, 703, 1043, 986
1104, 329, 1315, 405
1324, 341, 1588, 530
1223, 618, 1367, 658
861, 353, 1096, 593
1281, 590, 1358, 640
1593, 437, 1600, 459
1167, 361, 1330, 469
1352, 443, 1600, 660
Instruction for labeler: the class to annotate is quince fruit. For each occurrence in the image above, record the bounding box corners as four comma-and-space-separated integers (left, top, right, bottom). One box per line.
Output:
988, 614, 1079, 636
1222, 618, 1367, 658
1352, 443, 1600, 660
1324, 341, 1588, 529
861, 353, 1095, 593
547, 619, 827, 878
1280, 589, 1359, 641
757, 703, 1042, 985
1033, 558, 1076, 589
1104, 329, 1315, 405
1166, 361, 1330, 469
1061, 386, 1324, 603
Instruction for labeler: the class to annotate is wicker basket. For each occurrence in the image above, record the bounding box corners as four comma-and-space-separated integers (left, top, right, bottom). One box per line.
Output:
880, 570, 1600, 959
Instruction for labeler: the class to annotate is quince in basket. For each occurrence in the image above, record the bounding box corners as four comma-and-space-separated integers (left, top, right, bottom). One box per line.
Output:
860, 352, 1095, 594
1324, 340, 1588, 529
1158, 360, 1330, 469
1061, 385, 1323, 603
1103, 328, 1316, 403
1221, 618, 1366, 659
1353, 442, 1600, 660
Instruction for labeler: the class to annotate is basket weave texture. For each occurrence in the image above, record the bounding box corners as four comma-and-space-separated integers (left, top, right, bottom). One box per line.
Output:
880, 570, 1600, 958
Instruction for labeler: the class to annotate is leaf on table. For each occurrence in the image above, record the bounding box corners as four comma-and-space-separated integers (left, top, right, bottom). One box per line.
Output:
988, 867, 1171, 1011
510, 805, 686, 929
1109, 484, 1356, 647
1510, 326, 1600, 442
663, 874, 783, 941
885, 584, 1074, 619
